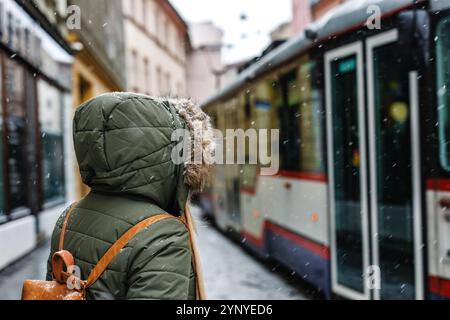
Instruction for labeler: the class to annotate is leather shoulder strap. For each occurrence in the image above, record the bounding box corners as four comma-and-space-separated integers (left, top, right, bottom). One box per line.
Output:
183, 205, 206, 300
59, 203, 77, 251
85, 213, 174, 288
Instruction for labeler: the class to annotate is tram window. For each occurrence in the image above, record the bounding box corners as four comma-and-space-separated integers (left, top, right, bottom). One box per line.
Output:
254, 80, 276, 130
372, 42, 414, 299
251, 80, 279, 177
278, 71, 301, 171
215, 103, 225, 132
207, 108, 217, 128
241, 164, 258, 189
244, 93, 252, 120
436, 17, 450, 172
277, 57, 325, 173
298, 56, 324, 173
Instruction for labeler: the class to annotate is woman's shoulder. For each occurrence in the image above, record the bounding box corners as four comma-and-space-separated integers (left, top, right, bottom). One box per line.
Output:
74, 192, 173, 225
51, 193, 187, 254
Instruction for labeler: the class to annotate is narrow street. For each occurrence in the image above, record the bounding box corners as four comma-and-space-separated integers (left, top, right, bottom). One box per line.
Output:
0, 243, 48, 300
0, 208, 311, 300
193, 208, 312, 300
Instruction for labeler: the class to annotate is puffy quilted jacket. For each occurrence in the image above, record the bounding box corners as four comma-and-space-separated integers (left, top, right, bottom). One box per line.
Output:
45, 93, 212, 300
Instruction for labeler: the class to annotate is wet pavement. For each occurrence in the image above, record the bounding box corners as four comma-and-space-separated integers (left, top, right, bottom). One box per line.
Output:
0, 243, 49, 300
0, 207, 313, 300
194, 209, 313, 299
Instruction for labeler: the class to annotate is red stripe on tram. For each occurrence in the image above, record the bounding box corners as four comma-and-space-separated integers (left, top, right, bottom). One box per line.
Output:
277, 170, 328, 183
426, 179, 450, 192
241, 221, 330, 260
429, 275, 450, 299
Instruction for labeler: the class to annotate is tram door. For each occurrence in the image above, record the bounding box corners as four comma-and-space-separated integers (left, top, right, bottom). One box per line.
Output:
325, 42, 370, 300
325, 30, 424, 300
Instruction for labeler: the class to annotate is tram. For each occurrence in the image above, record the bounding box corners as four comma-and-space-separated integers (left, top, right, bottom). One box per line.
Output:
199, 0, 450, 299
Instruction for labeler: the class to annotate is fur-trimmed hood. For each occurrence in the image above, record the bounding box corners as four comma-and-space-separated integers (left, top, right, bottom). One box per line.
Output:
164, 97, 215, 191
73, 92, 214, 215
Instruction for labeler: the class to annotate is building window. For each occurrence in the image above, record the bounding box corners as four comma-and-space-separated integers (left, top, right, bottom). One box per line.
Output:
0, 50, 69, 218
38, 80, 65, 204
176, 31, 184, 60
131, 50, 139, 90
7, 11, 12, 47
31, 33, 42, 66
165, 72, 171, 94
159, 16, 167, 44
129, 0, 136, 19
15, 20, 21, 53
176, 82, 182, 95
144, 57, 150, 94
24, 27, 29, 56
142, 0, 147, 26
155, 8, 160, 39
156, 66, 162, 94
4, 57, 28, 212
167, 24, 172, 52
79, 75, 92, 103
164, 18, 169, 45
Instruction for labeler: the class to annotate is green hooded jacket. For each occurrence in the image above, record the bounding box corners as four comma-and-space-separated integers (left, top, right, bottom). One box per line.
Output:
45, 93, 213, 300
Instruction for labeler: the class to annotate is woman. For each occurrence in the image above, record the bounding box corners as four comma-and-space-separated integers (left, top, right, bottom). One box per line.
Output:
45, 93, 214, 299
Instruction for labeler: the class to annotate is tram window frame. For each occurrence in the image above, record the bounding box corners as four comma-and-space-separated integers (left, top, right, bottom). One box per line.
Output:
297, 55, 325, 173
278, 70, 301, 171
245, 78, 279, 188
253, 78, 279, 130
436, 16, 450, 172
244, 93, 252, 120
276, 55, 325, 173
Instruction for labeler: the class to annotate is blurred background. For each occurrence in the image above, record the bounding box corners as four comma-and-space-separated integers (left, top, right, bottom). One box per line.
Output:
0, 0, 449, 301
0, 0, 325, 300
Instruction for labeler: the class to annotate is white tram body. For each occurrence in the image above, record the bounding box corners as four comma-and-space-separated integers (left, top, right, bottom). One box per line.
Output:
200, 0, 450, 299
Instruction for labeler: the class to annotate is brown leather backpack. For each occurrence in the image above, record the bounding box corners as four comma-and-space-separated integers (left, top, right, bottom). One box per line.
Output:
21, 203, 206, 300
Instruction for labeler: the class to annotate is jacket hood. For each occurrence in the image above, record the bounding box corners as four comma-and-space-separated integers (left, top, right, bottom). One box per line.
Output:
73, 92, 214, 215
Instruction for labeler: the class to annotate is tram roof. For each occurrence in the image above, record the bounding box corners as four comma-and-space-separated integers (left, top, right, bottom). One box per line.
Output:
202, 0, 428, 108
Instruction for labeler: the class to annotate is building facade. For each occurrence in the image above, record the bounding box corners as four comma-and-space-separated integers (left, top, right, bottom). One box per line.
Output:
35, 0, 127, 198
123, 0, 188, 97
292, 0, 350, 34
0, 0, 74, 270
270, 21, 293, 42
292, 0, 312, 35
186, 22, 224, 103
311, 0, 348, 20
68, 0, 126, 197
